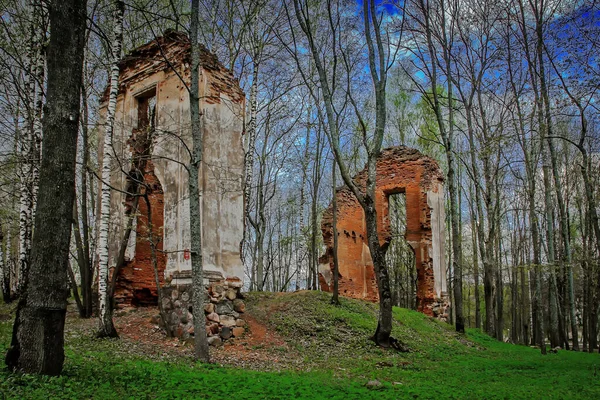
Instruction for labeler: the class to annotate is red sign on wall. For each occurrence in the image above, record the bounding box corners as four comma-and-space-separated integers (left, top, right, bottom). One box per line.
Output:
183, 249, 190, 260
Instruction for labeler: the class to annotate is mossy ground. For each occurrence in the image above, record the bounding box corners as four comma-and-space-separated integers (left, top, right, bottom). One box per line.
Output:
1, 291, 598, 399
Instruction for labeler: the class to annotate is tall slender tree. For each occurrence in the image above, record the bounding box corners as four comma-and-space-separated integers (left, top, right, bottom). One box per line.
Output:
5, 0, 87, 375
96, 0, 125, 339
189, 0, 210, 362
289, 0, 398, 346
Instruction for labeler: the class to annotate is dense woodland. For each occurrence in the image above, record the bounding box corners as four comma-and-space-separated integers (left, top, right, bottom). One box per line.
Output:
0, 0, 599, 375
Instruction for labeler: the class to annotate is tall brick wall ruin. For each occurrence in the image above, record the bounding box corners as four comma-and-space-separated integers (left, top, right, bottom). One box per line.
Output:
319, 146, 448, 318
99, 31, 246, 343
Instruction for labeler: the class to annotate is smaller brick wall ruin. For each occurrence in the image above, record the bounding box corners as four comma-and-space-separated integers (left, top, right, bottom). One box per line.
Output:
319, 146, 448, 318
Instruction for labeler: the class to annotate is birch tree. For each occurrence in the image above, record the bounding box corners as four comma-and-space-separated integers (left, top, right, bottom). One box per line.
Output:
96, 0, 124, 339
17, 0, 46, 296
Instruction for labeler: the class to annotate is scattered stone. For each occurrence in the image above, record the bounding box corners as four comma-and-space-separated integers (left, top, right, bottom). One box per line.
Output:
206, 312, 220, 323
174, 300, 181, 308
233, 299, 245, 313
226, 289, 237, 300
207, 336, 222, 347
180, 313, 188, 324
227, 279, 243, 288
171, 290, 179, 301
220, 326, 232, 340
212, 285, 225, 297
365, 380, 382, 389
186, 323, 194, 335
162, 298, 172, 310
232, 327, 245, 337
220, 315, 236, 327
210, 296, 219, 303
181, 292, 190, 302
235, 319, 246, 327
175, 326, 184, 338
204, 303, 215, 314
207, 323, 219, 336
215, 300, 234, 315
376, 361, 394, 368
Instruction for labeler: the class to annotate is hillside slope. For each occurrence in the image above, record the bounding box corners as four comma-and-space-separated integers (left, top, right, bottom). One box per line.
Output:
1, 291, 599, 399
245, 291, 600, 399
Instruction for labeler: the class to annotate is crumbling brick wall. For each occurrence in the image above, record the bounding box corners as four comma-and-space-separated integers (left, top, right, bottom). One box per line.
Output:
100, 30, 245, 313
319, 146, 448, 317
114, 160, 167, 306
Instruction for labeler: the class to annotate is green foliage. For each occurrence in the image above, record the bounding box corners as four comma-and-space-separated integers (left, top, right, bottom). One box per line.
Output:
1, 293, 599, 399
415, 88, 446, 161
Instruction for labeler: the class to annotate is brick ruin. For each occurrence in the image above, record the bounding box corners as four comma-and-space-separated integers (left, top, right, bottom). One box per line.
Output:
99, 31, 247, 343
318, 146, 449, 318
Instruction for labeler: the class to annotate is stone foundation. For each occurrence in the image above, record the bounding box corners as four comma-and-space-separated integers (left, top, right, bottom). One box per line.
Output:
430, 296, 450, 322
161, 270, 246, 345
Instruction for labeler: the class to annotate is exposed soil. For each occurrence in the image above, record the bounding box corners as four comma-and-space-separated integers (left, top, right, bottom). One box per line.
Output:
64, 301, 299, 371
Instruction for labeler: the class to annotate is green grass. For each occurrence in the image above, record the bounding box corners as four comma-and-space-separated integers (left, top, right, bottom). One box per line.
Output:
2, 292, 600, 399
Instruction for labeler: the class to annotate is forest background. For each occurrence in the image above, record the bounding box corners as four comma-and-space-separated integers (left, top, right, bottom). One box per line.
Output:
0, 0, 599, 357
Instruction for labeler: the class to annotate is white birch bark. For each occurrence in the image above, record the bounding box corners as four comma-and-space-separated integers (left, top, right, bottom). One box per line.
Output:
241, 7, 261, 266
7, 227, 16, 296
97, 0, 124, 338
4, 225, 12, 299
30, 0, 47, 214
242, 61, 259, 268
0, 224, 5, 296
17, 0, 41, 295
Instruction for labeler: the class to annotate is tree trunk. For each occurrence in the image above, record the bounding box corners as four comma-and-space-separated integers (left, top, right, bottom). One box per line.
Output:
309, 124, 323, 291
2, 225, 11, 303
79, 64, 93, 318
365, 195, 393, 346
5, 0, 86, 374
0, 225, 6, 302
142, 195, 171, 336
467, 179, 481, 330
67, 262, 84, 314
189, 0, 210, 362
331, 158, 340, 305
96, 0, 124, 339
242, 59, 259, 264
17, 0, 43, 296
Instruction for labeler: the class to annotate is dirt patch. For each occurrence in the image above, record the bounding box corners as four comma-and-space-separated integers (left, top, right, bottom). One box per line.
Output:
210, 313, 299, 370
64, 301, 298, 370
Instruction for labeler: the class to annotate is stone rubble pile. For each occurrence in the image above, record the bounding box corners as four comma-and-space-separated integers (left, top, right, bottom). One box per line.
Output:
161, 274, 246, 346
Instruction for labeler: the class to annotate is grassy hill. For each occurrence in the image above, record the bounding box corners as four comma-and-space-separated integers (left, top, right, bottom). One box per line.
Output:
1, 291, 599, 399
